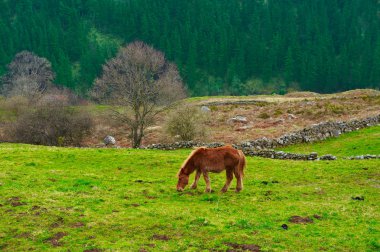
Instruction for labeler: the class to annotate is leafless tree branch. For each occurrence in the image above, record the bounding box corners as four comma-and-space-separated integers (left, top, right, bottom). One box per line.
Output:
91, 41, 187, 147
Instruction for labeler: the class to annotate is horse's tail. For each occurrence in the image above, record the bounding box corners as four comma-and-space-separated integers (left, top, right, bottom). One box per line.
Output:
237, 150, 246, 178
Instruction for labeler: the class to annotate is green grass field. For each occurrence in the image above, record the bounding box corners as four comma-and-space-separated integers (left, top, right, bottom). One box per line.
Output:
0, 141, 379, 251
279, 125, 380, 157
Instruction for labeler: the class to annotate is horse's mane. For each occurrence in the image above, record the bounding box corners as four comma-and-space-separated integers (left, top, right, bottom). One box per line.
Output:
176, 147, 205, 177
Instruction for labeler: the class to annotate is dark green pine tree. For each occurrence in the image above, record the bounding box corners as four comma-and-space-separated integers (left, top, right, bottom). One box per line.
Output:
284, 48, 295, 84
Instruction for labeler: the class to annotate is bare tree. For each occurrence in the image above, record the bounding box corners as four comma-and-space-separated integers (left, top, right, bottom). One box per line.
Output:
1, 51, 55, 102
91, 41, 186, 148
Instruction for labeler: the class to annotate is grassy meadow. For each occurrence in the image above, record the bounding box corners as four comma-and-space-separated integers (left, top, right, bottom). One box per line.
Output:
0, 128, 379, 251
279, 125, 380, 157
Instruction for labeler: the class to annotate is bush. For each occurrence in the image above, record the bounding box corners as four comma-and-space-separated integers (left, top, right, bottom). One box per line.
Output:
165, 106, 207, 141
257, 112, 270, 119
7, 104, 93, 146
0, 96, 29, 120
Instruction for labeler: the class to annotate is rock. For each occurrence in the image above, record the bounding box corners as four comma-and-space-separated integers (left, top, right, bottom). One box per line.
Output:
319, 154, 337, 160
227, 115, 248, 124
104, 135, 116, 146
347, 155, 380, 160
146, 126, 162, 131
331, 130, 341, 137
236, 125, 253, 131
200, 106, 211, 113
287, 114, 297, 120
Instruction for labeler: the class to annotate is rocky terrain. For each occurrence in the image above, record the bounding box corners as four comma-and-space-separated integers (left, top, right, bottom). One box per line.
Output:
88, 89, 380, 148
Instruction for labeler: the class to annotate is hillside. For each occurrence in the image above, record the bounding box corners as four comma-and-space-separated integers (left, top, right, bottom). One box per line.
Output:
0, 0, 380, 95
82, 89, 380, 147
0, 143, 379, 251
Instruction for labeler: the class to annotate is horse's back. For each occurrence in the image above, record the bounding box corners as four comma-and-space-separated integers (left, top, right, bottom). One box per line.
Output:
197, 146, 240, 172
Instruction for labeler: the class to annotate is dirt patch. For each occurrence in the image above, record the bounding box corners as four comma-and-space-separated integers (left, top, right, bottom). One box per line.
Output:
31, 205, 40, 211
289, 216, 314, 224
225, 242, 261, 252
131, 203, 140, 207
8, 197, 26, 207
145, 196, 157, 199
71, 222, 85, 228
84, 249, 103, 252
46, 232, 67, 247
313, 214, 322, 219
34, 207, 48, 216
48, 178, 57, 182
152, 234, 170, 241
50, 217, 64, 228
15, 232, 31, 238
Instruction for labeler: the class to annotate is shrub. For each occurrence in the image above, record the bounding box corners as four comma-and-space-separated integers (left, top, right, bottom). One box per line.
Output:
257, 112, 270, 119
325, 103, 345, 115
0, 96, 29, 119
7, 104, 93, 146
165, 106, 207, 141
273, 109, 283, 116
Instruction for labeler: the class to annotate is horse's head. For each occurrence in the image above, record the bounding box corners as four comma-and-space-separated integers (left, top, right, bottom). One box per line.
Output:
176, 169, 189, 192
177, 148, 201, 191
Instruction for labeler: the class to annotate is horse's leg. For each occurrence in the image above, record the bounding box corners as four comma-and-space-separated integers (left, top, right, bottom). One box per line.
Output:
233, 169, 243, 192
190, 169, 201, 189
221, 168, 233, 193
202, 171, 211, 193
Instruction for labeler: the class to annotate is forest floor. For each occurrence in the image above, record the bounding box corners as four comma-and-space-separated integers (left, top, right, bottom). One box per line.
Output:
85, 89, 380, 147
0, 125, 379, 251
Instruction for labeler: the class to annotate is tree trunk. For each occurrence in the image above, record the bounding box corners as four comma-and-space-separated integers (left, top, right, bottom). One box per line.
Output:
132, 125, 143, 148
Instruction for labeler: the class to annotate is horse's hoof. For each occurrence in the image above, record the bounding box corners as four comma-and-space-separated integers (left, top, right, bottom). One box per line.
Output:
190, 185, 197, 190
205, 188, 212, 193
221, 188, 228, 193
235, 188, 242, 193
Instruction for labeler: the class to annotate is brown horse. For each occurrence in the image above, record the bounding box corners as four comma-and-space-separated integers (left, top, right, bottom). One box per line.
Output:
176, 145, 246, 193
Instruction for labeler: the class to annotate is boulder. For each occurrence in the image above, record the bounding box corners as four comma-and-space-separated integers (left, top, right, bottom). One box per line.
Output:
104, 135, 116, 146
201, 106, 211, 113
287, 113, 297, 120
319, 154, 337, 160
227, 115, 248, 124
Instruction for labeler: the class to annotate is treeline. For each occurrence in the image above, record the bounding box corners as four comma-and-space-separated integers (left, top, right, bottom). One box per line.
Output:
0, 0, 379, 96
0, 0, 119, 94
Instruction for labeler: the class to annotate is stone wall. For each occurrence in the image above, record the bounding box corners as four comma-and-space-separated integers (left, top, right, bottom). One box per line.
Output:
145, 114, 380, 160
240, 114, 380, 150
147, 114, 380, 151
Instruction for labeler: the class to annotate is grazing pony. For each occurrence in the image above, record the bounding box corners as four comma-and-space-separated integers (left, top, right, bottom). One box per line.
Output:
176, 146, 246, 193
